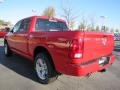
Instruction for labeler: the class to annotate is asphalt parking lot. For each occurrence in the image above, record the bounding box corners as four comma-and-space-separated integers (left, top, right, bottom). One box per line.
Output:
0, 38, 120, 90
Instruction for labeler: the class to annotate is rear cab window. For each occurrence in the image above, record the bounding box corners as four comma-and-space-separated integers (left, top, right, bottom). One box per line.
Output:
35, 18, 68, 31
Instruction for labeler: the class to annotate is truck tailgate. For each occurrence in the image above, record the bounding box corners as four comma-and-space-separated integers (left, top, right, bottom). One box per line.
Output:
83, 32, 114, 63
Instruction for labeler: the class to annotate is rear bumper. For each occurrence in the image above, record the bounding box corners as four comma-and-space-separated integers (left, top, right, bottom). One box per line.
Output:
65, 54, 115, 76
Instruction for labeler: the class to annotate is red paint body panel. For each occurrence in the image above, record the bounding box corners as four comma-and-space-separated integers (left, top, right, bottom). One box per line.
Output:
5, 16, 116, 76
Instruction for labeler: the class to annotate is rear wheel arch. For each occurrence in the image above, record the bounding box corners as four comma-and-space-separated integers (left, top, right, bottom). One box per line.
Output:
33, 46, 57, 71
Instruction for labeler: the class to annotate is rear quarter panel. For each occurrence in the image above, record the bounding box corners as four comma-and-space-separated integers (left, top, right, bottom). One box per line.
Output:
28, 31, 84, 73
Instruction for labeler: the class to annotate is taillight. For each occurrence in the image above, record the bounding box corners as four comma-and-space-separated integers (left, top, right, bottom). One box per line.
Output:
69, 39, 83, 59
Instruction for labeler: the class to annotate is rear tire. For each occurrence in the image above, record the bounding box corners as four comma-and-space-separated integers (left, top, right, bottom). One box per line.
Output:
34, 52, 58, 84
4, 42, 12, 57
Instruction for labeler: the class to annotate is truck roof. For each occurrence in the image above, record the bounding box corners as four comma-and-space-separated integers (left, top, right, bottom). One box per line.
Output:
24, 16, 66, 23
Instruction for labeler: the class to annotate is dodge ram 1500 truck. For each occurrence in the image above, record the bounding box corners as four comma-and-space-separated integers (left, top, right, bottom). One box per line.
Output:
4, 16, 115, 84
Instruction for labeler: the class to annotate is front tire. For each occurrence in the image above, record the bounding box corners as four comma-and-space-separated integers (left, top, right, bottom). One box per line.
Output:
4, 42, 12, 57
34, 52, 58, 84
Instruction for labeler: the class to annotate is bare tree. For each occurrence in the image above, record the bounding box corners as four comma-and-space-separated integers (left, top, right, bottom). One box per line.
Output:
105, 26, 109, 32
95, 25, 100, 32
88, 18, 96, 31
115, 29, 119, 33
110, 28, 114, 33
78, 17, 87, 31
62, 7, 74, 29
43, 6, 56, 17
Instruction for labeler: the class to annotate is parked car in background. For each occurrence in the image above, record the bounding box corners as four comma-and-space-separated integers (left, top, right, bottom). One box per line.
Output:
0, 31, 7, 38
4, 16, 115, 84
114, 33, 120, 51
0, 27, 10, 38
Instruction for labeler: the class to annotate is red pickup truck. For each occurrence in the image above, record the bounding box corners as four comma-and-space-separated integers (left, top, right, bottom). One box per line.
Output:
4, 16, 115, 84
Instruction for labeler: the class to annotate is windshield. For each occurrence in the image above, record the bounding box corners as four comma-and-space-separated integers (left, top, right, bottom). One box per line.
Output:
35, 19, 68, 31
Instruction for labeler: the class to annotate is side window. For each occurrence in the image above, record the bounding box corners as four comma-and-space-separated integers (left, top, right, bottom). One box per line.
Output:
13, 21, 22, 33
19, 18, 30, 32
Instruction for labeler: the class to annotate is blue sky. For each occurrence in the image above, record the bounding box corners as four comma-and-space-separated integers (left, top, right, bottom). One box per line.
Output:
0, 0, 120, 29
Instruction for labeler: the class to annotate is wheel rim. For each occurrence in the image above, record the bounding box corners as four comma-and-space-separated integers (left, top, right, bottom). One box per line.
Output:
4, 44, 8, 55
36, 58, 48, 80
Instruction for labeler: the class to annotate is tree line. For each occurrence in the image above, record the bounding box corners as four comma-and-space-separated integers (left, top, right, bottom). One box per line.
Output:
42, 6, 119, 33
0, 20, 11, 26
0, 6, 119, 33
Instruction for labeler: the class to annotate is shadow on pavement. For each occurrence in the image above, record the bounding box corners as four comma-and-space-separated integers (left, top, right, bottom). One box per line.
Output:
0, 46, 39, 83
